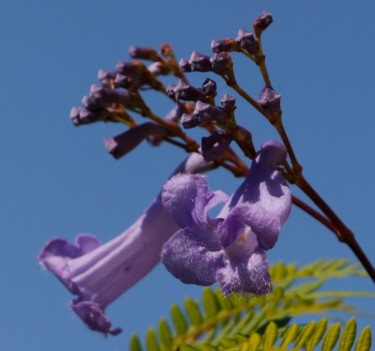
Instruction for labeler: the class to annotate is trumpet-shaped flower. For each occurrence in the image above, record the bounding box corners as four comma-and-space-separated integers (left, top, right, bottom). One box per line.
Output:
161, 140, 291, 295
38, 153, 214, 336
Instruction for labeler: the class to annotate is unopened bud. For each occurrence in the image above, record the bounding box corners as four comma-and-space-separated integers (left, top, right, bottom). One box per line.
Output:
220, 94, 236, 111
189, 51, 212, 72
98, 70, 116, 87
202, 78, 217, 97
128, 46, 159, 61
173, 80, 206, 101
258, 86, 281, 113
179, 58, 192, 72
201, 131, 232, 161
210, 52, 233, 75
235, 29, 259, 55
181, 113, 199, 129
148, 62, 171, 75
211, 38, 240, 53
253, 12, 273, 37
116, 60, 147, 77
194, 101, 228, 124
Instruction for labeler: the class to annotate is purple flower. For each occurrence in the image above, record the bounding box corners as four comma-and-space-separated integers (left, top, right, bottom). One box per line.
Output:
161, 140, 291, 296
38, 153, 214, 336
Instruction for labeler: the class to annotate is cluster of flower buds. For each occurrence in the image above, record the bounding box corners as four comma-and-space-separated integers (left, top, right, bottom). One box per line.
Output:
179, 51, 234, 76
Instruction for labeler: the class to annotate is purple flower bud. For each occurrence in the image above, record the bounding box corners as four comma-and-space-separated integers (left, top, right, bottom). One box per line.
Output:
235, 29, 259, 55
70, 107, 81, 126
202, 78, 217, 97
173, 80, 206, 101
180, 113, 199, 129
166, 83, 176, 99
98, 70, 116, 88
116, 60, 147, 77
128, 46, 159, 61
220, 94, 236, 111
253, 12, 273, 36
104, 122, 165, 159
258, 86, 281, 113
194, 101, 228, 124
210, 52, 233, 75
86, 86, 135, 109
179, 58, 192, 72
189, 51, 212, 72
201, 131, 232, 161
114, 74, 132, 89
70, 106, 112, 126
147, 62, 171, 75
211, 38, 240, 53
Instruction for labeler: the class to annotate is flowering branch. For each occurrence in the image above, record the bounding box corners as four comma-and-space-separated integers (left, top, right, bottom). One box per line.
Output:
39, 9, 374, 336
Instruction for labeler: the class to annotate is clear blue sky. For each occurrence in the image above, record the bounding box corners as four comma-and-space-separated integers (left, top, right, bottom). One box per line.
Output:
1, 1, 374, 350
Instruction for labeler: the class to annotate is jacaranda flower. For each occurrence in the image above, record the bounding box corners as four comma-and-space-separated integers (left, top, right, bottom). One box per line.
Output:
38, 153, 214, 336
161, 140, 291, 296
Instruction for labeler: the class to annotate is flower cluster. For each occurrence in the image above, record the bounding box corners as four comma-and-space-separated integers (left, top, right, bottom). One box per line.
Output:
161, 140, 291, 295
39, 11, 294, 336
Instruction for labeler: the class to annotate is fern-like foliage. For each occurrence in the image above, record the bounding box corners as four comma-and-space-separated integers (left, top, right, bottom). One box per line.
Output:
130, 259, 374, 351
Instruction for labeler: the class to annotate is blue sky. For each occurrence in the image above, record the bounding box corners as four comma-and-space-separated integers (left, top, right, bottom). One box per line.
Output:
1, 1, 374, 350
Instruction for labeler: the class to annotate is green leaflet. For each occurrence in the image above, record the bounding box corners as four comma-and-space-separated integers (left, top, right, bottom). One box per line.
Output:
355, 326, 372, 351
339, 318, 357, 351
130, 259, 373, 351
321, 323, 341, 351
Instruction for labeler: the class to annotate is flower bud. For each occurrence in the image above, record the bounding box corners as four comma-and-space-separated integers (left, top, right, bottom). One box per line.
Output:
114, 74, 132, 89
148, 62, 171, 75
173, 80, 206, 101
194, 101, 228, 124
258, 86, 281, 114
202, 78, 217, 97
253, 12, 273, 37
189, 51, 212, 72
210, 52, 233, 75
179, 58, 192, 72
220, 94, 236, 111
128, 46, 159, 61
201, 131, 232, 161
116, 60, 147, 77
211, 38, 240, 53
180, 113, 199, 129
98, 70, 116, 87
235, 29, 259, 55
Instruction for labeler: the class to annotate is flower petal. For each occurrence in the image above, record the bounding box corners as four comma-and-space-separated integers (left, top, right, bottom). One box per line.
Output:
71, 301, 122, 336
162, 174, 227, 229
216, 249, 272, 296
161, 227, 225, 286
222, 140, 291, 225
38, 234, 101, 292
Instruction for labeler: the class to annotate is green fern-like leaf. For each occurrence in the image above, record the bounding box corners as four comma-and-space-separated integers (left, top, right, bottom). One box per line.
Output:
134, 259, 373, 351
